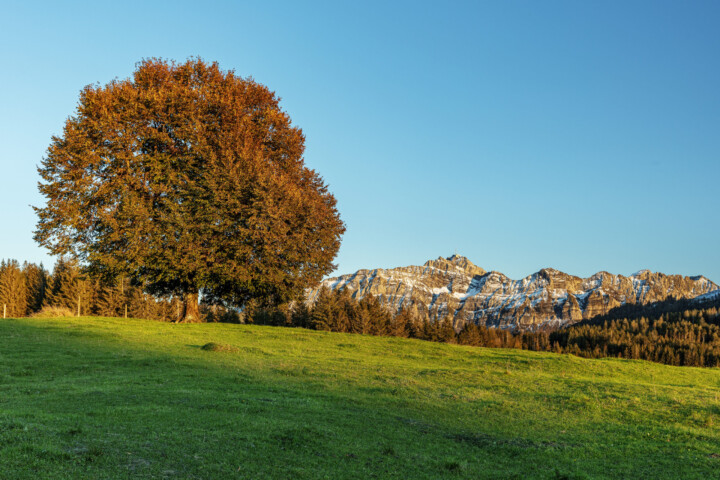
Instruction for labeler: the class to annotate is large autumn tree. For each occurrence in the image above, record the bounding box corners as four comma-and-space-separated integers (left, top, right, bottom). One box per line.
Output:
34, 58, 345, 322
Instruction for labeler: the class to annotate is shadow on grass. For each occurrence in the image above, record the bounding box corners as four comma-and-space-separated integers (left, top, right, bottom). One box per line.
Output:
1, 317, 716, 480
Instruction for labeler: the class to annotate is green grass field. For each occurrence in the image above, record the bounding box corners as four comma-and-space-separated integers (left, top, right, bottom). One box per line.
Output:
1, 317, 719, 479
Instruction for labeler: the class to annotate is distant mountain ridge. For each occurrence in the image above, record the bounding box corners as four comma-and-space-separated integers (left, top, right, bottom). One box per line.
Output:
307, 255, 719, 330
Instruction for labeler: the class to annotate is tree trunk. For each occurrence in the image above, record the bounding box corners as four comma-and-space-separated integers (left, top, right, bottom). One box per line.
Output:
179, 291, 201, 323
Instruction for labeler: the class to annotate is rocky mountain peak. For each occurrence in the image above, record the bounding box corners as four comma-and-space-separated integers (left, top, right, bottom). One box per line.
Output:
308, 256, 720, 330
423, 255, 486, 277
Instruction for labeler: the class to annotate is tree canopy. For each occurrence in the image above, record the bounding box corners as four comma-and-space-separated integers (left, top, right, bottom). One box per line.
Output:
34, 58, 345, 321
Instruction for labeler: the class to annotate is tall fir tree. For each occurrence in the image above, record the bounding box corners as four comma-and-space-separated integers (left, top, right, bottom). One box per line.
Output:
96, 276, 128, 317
45, 256, 96, 315
0, 259, 29, 317
23, 261, 48, 313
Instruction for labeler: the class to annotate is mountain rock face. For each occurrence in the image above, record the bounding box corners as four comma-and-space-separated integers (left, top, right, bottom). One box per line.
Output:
307, 255, 719, 330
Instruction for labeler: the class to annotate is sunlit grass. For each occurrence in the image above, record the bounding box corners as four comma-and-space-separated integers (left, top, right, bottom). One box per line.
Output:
1, 316, 719, 479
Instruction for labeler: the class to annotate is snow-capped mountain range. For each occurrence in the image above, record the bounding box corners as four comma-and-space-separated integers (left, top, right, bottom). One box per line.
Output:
307, 255, 719, 330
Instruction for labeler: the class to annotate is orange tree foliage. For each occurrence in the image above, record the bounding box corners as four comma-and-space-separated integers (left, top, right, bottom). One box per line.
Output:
34, 58, 344, 321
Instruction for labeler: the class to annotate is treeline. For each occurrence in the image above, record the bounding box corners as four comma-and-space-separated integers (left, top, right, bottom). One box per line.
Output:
250, 287, 455, 340
581, 294, 720, 325
251, 287, 720, 368
548, 308, 720, 367
250, 287, 536, 348
8, 258, 720, 368
0, 257, 192, 321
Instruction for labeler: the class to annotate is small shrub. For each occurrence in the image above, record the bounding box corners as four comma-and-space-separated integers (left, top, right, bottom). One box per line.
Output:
381, 445, 397, 456
201, 342, 238, 353
443, 459, 466, 472
31, 306, 76, 318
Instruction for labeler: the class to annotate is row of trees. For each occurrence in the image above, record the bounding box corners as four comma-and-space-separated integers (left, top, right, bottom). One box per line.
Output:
547, 308, 720, 367
6, 257, 720, 368
0, 257, 192, 321
249, 287, 720, 368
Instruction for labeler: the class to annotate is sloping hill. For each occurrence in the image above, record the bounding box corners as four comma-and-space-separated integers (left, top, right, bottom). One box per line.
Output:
1, 316, 720, 479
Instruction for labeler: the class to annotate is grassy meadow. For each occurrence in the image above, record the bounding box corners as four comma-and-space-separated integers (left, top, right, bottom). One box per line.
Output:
1, 316, 720, 479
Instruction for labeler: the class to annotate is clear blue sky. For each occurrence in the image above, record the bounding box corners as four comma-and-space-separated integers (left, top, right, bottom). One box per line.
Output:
1, 0, 719, 282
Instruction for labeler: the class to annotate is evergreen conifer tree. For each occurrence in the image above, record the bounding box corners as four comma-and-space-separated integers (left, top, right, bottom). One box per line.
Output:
23, 261, 48, 314
45, 257, 95, 315
0, 259, 29, 317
